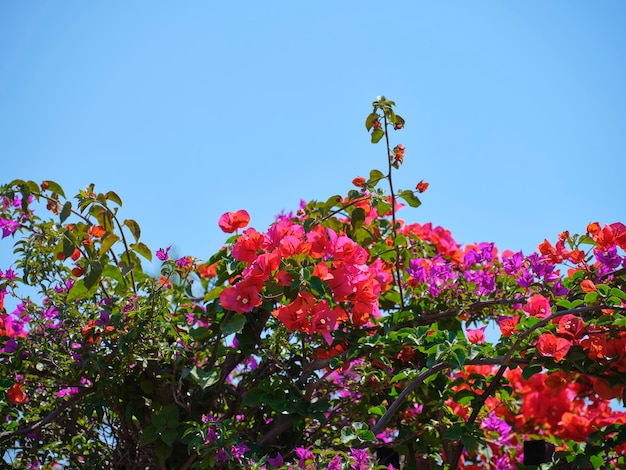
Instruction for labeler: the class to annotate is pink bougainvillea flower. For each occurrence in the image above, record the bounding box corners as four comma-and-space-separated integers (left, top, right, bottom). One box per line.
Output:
309, 301, 337, 346
7, 382, 27, 404
466, 325, 487, 344
218, 210, 250, 233
219, 280, 261, 313
523, 294, 552, 319
537, 332, 572, 362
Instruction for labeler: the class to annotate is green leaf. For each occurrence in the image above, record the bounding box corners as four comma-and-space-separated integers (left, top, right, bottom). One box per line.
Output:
368, 405, 386, 416
131, 242, 152, 261
160, 428, 178, 447
365, 112, 378, 131
62, 231, 76, 258
189, 366, 220, 390
84, 261, 103, 290
42, 180, 66, 198
59, 201, 72, 223
444, 425, 465, 440
368, 169, 385, 186
351, 207, 366, 230
610, 288, 626, 302
589, 454, 603, 470
124, 219, 141, 241
153, 439, 171, 466
398, 190, 421, 208
221, 314, 246, 335
139, 425, 158, 446
99, 233, 119, 258
340, 426, 356, 444
241, 387, 267, 406
522, 363, 543, 380
67, 279, 88, 302
106, 191, 123, 207
371, 128, 384, 144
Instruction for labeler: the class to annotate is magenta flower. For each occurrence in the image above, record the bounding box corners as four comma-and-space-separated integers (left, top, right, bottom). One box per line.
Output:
267, 453, 284, 467
0, 218, 20, 238
156, 246, 171, 261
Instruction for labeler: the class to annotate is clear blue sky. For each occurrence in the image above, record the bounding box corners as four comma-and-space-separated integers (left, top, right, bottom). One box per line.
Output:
2, 2, 625, 269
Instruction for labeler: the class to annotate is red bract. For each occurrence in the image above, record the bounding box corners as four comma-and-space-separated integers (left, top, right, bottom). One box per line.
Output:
7, 382, 27, 405
232, 228, 264, 262
219, 280, 261, 313
218, 210, 250, 233
556, 314, 585, 342
497, 316, 519, 337
537, 333, 572, 362
523, 294, 551, 319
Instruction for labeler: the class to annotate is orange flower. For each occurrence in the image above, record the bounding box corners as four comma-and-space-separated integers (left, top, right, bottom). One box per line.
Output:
88, 225, 106, 238
581, 279, 596, 293
82, 236, 93, 248
587, 222, 601, 235
415, 180, 429, 193
7, 383, 27, 405
352, 176, 366, 188
197, 262, 218, 279
569, 249, 586, 264
72, 266, 84, 277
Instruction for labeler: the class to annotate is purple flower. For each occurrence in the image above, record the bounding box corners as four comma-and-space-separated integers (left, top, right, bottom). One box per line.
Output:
295, 446, 314, 469
0, 218, 20, 238
215, 448, 229, 462
350, 448, 370, 470
0, 268, 17, 281
2, 338, 18, 353
482, 412, 512, 444
327, 455, 342, 470
502, 251, 524, 275
156, 246, 171, 261
552, 280, 569, 297
407, 259, 428, 283
515, 269, 535, 288
57, 387, 79, 398
231, 442, 249, 461
595, 246, 622, 269
267, 453, 284, 467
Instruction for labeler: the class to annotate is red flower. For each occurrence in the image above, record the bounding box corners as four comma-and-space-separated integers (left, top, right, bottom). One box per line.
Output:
415, 180, 429, 193
218, 210, 250, 233
556, 314, 585, 342
537, 333, 572, 362
7, 382, 27, 405
523, 294, 552, 319
352, 176, 366, 188
498, 316, 519, 337
219, 280, 261, 313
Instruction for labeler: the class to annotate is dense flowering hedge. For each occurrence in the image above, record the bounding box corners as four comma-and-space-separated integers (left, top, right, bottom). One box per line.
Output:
1, 98, 626, 469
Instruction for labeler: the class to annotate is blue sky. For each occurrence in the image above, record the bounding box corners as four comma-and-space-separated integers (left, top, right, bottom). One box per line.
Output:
2, 2, 625, 270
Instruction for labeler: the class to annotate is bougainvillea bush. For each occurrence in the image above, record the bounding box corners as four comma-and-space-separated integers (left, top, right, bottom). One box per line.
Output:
1, 98, 626, 469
